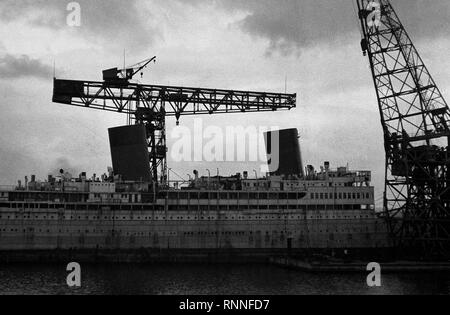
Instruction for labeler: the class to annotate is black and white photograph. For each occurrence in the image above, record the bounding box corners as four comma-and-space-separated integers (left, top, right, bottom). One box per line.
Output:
0, 0, 450, 300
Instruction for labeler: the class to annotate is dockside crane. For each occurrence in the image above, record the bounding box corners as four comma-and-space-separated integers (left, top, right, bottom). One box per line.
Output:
357, 0, 450, 258
52, 58, 296, 187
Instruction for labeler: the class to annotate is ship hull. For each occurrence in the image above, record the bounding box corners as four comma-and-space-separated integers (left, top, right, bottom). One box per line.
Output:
0, 206, 391, 262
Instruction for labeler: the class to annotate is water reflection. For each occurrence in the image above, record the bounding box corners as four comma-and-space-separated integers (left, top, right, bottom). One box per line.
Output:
0, 264, 449, 295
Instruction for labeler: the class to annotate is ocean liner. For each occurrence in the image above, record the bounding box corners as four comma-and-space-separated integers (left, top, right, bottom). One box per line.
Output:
0, 127, 390, 262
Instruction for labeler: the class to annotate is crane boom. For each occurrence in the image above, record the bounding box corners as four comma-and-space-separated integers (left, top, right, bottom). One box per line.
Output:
357, 0, 450, 258
122, 56, 157, 80
53, 79, 296, 119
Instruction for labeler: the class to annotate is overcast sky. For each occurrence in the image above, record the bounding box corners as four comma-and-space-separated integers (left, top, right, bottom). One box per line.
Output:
0, 0, 449, 204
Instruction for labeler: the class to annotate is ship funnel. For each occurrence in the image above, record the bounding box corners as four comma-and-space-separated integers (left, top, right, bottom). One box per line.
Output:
264, 128, 304, 178
109, 125, 152, 182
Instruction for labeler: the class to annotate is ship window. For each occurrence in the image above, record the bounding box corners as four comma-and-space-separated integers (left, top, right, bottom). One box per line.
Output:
157, 191, 167, 199
189, 192, 199, 199
239, 193, 249, 200
168, 192, 178, 199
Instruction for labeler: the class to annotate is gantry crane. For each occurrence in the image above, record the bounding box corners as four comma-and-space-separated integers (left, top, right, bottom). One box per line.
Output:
357, 0, 450, 258
52, 58, 296, 186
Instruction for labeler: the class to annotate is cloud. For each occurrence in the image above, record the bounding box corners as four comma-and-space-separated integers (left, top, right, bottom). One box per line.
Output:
0, 0, 157, 52
0, 54, 53, 79
182, 0, 450, 55
0, 145, 40, 185
224, 0, 355, 55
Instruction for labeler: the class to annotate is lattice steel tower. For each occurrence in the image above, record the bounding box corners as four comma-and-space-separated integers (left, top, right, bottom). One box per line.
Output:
357, 0, 450, 258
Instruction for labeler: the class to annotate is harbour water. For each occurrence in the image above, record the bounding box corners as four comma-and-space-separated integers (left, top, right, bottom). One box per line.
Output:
0, 264, 449, 295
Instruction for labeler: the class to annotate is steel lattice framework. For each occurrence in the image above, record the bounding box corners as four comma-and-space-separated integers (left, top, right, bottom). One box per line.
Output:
53, 79, 296, 185
357, 0, 450, 258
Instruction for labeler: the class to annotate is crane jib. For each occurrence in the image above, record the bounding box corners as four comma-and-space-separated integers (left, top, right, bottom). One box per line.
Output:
52, 78, 297, 117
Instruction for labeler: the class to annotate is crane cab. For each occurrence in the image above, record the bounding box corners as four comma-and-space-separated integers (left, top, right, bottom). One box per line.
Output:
102, 67, 133, 84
